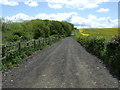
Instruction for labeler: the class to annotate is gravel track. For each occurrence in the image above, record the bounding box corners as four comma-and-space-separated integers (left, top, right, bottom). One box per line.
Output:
2, 37, 119, 88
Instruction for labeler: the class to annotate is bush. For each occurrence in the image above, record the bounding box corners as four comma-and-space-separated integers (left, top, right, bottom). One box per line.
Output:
78, 36, 105, 57
2, 19, 73, 44
75, 30, 120, 79
1, 36, 64, 71
105, 36, 120, 76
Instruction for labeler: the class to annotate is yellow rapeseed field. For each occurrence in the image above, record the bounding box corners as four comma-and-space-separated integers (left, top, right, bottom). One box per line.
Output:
79, 29, 89, 36
79, 28, 119, 41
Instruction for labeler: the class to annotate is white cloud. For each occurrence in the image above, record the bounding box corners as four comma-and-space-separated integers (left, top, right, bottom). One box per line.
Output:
24, 0, 38, 7
79, 3, 99, 10
70, 14, 118, 28
46, 0, 119, 9
4, 13, 118, 28
35, 12, 78, 21
48, 3, 62, 9
6, 0, 119, 2
0, 0, 19, 6
5, 13, 33, 22
88, 14, 97, 20
96, 8, 110, 13
1, 0, 119, 8
5, 12, 78, 22
0, 0, 38, 7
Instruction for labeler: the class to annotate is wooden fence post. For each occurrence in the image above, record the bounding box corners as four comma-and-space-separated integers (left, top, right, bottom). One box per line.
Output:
55, 37, 57, 42
44, 38, 45, 45
18, 42, 21, 54
57, 37, 58, 41
58, 37, 59, 41
27, 42, 29, 47
34, 40, 36, 48
47, 38, 48, 44
49, 38, 51, 45
39, 39, 40, 45
2, 45, 5, 58
48, 38, 50, 45
43, 38, 45, 46
46, 38, 47, 44
48, 38, 49, 44
51, 38, 52, 44
42, 38, 44, 46
54, 37, 56, 42
53, 37, 54, 42
53, 37, 55, 42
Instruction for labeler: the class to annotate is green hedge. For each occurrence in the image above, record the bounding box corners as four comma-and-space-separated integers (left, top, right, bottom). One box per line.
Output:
105, 37, 120, 76
78, 36, 105, 56
76, 34, 120, 79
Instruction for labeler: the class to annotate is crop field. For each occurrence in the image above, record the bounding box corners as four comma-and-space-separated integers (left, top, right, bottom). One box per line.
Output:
78, 28, 119, 41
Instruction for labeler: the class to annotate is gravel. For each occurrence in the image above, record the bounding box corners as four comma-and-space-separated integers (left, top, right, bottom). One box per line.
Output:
2, 37, 119, 88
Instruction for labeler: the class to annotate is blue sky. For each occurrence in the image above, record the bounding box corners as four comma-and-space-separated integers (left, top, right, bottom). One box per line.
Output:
1, 0, 119, 28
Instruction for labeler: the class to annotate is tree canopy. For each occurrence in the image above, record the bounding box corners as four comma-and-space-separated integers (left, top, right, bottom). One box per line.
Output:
2, 19, 74, 44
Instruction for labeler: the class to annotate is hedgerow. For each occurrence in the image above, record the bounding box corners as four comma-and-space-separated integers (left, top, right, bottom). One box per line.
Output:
75, 29, 120, 79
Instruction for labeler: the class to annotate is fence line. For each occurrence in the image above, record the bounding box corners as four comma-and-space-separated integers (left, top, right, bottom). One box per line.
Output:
0, 37, 64, 61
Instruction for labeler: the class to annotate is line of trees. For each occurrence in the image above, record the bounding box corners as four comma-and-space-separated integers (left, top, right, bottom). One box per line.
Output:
1, 19, 74, 44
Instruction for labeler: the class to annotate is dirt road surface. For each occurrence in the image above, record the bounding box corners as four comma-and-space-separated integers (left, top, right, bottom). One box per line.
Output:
2, 37, 119, 88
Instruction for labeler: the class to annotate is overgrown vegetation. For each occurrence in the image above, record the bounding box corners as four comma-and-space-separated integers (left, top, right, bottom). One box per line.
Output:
1, 19, 74, 70
2, 37, 61, 70
1, 19, 74, 44
74, 28, 120, 79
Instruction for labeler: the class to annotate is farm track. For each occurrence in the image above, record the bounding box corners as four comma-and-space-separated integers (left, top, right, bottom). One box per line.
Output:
2, 37, 119, 88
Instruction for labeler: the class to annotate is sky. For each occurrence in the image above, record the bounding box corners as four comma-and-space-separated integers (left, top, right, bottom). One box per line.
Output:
0, 0, 119, 28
